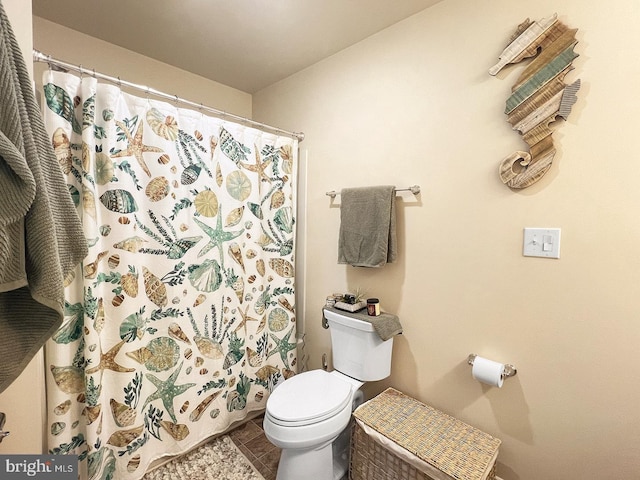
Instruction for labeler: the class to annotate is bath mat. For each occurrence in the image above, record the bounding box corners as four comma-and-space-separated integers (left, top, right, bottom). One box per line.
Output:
142, 435, 265, 480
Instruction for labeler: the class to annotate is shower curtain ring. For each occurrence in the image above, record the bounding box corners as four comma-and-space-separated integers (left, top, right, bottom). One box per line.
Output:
78, 64, 83, 79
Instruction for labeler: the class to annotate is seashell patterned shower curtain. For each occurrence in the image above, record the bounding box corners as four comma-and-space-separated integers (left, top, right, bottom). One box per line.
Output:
41, 70, 297, 480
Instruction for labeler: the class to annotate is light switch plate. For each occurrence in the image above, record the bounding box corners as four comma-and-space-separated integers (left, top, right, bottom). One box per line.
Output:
523, 228, 561, 259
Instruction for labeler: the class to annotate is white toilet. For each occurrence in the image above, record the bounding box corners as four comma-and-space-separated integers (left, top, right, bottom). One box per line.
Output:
264, 308, 395, 480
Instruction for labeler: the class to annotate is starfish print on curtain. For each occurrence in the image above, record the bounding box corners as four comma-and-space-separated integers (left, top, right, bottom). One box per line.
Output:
193, 211, 244, 263
267, 327, 297, 370
85, 339, 136, 375
112, 120, 163, 177
240, 150, 273, 185
141, 362, 196, 423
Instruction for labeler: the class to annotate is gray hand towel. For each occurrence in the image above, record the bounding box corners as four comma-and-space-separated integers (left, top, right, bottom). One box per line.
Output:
338, 185, 397, 267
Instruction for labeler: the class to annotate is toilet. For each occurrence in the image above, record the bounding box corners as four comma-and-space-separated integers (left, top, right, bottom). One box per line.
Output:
264, 308, 395, 480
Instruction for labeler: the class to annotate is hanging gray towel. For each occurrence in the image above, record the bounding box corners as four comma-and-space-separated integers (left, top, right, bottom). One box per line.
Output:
338, 185, 397, 267
0, 2, 87, 393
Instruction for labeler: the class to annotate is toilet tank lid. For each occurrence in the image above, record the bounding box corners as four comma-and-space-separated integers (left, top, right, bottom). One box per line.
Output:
323, 308, 376, 332
267, 370, 353, 424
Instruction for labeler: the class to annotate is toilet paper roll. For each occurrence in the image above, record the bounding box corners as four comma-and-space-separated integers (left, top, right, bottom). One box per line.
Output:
471, 356, 505, 387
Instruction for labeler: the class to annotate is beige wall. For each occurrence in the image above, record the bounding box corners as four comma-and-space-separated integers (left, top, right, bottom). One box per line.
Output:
32, 16, 252, 118
253, 0, 640, 478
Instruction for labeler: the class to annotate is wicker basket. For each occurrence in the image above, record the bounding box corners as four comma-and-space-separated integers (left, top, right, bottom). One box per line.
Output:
350, 388, 500, 480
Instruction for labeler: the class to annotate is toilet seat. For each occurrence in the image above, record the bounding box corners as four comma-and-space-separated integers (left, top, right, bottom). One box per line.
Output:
267, 370, 353, 427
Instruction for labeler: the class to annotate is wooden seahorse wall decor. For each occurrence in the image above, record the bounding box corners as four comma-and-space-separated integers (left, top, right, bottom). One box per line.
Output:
490, 13, 581, 189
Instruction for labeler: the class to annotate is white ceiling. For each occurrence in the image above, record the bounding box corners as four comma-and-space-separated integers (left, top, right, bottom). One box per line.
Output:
32, 0, 442, 93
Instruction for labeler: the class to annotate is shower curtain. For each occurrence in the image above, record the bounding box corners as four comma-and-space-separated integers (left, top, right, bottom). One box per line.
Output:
42, 70, 297, 480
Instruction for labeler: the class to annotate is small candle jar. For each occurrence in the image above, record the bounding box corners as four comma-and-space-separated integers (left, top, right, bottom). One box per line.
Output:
367, 298, 380, 316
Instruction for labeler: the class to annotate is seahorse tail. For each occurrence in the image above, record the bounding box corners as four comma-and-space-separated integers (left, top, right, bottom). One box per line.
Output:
499, 148, 555, 189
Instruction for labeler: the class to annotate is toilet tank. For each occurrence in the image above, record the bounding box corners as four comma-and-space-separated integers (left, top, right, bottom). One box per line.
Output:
323, 309, 394, 381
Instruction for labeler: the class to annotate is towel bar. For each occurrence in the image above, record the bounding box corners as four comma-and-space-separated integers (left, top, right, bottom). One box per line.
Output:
326, 185, 420, 198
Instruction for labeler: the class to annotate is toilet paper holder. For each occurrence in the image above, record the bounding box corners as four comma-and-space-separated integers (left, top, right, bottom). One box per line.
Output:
467, 354, 517, 379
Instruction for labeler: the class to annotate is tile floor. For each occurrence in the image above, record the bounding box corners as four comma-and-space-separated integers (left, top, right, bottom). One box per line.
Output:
229, 414, 280, 480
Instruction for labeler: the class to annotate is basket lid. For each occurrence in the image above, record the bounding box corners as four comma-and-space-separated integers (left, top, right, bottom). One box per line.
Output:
354, 388, 501, 480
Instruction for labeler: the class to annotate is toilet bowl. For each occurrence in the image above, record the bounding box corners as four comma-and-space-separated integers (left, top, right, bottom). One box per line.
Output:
264, 369, 363, 480
263, 308, 395, 480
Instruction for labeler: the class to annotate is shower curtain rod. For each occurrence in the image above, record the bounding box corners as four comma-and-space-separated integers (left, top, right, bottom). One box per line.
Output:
33, 49, 305, 142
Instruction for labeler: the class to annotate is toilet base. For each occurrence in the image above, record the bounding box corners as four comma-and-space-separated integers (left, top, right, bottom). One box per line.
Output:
276, 440, 334, 480
274, 423, 352, 480
331, 424, 351, 479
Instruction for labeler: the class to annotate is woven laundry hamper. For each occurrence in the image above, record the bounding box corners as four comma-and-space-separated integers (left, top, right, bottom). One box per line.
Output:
350, 388, 500, 480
